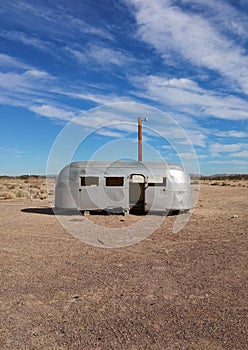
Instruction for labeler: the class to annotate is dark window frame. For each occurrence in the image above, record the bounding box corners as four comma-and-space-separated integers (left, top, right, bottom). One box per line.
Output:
105, 176, 124, 187
80, 176, 99, 186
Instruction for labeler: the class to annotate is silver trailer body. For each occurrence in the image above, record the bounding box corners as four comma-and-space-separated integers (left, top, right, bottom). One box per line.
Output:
55, 161, 192, 213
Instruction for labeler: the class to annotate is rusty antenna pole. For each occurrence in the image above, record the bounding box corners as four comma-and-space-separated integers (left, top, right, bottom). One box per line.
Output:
138, 117, 142, 162
138, 117, 143, 162
138, 117, 148, 162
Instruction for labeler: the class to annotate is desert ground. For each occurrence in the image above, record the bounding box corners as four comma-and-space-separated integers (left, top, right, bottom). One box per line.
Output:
0, 178, 247, 349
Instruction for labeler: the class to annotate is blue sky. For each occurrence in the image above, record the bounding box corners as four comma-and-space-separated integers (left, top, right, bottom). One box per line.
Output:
0, 0, 248, 176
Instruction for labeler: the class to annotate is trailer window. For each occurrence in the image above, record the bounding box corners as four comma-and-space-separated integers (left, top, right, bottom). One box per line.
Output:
105, 177, 124, 186
148, 177, 166, 187
80, 176, 99, 186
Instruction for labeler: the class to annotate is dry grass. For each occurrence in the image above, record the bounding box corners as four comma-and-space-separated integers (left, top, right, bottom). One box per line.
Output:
0, 177, 56, 201
201, 179, 248, 187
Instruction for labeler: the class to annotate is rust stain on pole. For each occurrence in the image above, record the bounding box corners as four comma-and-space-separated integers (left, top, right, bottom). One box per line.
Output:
138, 117, 142, 162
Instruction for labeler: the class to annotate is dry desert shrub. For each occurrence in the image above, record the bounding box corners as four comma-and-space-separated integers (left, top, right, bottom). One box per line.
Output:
210, 181, 220, 186
30, 187, 39, 194
191, 179, 200, 184
39, 193, 48, 200
7, 183, 17, 189
30, 177, 44, 188
14, 190, 29, 198
203, 179, 248, 187
0, 191, 16, 200
0, 177, 47, 200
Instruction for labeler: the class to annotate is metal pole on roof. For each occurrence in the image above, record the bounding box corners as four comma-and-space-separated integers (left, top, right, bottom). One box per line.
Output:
138, 117, 148, 162
138, 117, 142, 162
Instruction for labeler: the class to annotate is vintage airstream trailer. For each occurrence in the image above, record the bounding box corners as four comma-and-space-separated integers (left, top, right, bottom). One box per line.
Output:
55, 160, 192, 214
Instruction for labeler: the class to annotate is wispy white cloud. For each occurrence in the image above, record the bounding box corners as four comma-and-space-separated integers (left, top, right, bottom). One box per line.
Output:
180, 130, 207, 148
130, 74, 248, 121
64, 47, 87, 63
209, 143, 248, 160
0, 69, 55, 100
29, 104, 75, 120
205, 106, 248, 121
197, 154, 208, 160
0, 53, 79, 122
0, 53, 30, 70
87, 44, 134, 67
53, 89, 132, 105
96, 129, 126, 138
0, 30, 51, 51
0, 1, 114, 43
128, 0, 248, 94
0, 52, 136, 126
215, 130, 248, 138
209, 159, 247, 165
209, 143, 242, 153
230, 150, 248, 158
0, 147, 23, 156
65, 44, 135, 68
149, 77, 201, 92
0, 72, 38, 91
177, 152, 195, 160
23, 69, 54, 79
70, 18, 114, 41
180, 0, 248, 39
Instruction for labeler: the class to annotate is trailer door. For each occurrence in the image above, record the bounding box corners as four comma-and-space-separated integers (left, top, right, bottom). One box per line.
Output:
78, 176, 101, 210
129, 174, 145, 212
145, 176, 167, 211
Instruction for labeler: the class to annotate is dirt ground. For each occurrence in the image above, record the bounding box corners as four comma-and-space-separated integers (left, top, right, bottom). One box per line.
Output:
0, 183, 247, 349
